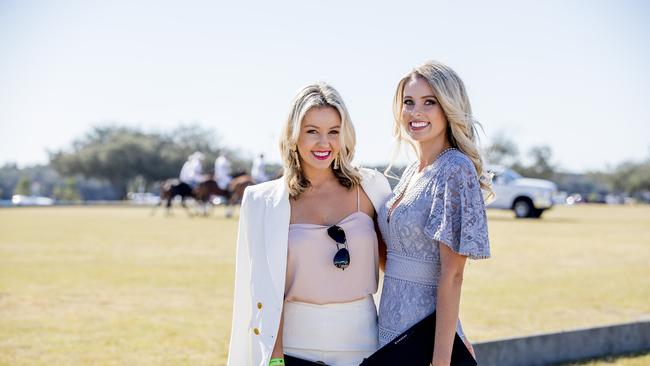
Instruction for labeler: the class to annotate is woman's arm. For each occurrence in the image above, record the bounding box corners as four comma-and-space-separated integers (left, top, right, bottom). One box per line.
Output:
374, 217, 387, 272
432, 243, 467, 366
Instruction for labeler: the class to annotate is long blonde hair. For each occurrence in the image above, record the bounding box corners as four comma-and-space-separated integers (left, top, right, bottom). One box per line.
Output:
389, 61, 494, 202
279, 82, 361, 198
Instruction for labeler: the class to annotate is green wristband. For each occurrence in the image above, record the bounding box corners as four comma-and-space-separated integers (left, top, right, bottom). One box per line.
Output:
269, 358, 285, 366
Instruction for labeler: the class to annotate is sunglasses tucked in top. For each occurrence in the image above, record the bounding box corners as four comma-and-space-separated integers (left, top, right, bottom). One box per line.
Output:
284, 187, 380, 304
328, 225, 350, 270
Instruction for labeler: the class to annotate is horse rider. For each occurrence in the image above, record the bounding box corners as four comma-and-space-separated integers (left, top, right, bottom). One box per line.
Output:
214, 153, 232, 191
179, 152, 205, 188
251, 153, 269, 183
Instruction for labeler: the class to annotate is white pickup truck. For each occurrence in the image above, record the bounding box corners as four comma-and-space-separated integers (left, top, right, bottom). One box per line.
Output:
487, 165, 557, 218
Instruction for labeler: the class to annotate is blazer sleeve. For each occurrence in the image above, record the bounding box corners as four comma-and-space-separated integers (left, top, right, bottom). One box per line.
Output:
227, 188, 253, 366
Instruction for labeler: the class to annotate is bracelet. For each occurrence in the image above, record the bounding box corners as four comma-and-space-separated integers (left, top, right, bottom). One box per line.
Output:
269, 358, 285, 366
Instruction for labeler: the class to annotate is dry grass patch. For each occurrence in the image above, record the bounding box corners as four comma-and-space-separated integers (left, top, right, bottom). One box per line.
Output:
1, 207, 238, 365
1, 204, 649, 365
461, 205, 650, 342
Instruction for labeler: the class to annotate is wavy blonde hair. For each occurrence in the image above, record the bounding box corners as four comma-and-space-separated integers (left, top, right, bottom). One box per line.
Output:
389, 61, 494, 202
279, 82, 361, 198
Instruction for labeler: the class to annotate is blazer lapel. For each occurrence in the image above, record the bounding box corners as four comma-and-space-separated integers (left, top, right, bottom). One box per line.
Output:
264, 177, 290, 301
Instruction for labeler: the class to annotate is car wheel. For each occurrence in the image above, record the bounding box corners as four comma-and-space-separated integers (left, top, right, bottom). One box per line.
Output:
513, 198, 534, 218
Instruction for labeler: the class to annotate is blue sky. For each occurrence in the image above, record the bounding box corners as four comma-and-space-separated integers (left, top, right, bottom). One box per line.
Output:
1, 0, 649, 172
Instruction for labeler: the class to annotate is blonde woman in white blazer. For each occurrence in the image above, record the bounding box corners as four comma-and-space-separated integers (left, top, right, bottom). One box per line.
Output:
227, 83, 391, 366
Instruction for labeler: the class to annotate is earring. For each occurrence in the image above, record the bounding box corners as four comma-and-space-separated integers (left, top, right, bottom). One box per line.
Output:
293, 150, 301, 169
333, 155, 339, 170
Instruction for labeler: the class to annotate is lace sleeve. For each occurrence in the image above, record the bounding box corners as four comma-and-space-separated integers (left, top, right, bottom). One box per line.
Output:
423, 162, 490, 259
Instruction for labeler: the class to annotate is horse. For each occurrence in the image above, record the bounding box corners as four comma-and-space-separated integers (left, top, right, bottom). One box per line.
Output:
193, 179, 229, 202
152, 178, 224, 216
193, 179, 230, 216
151, 179, 195, 216
229, 175, 255, 203
195, 175, 254, 217
153, 175, 256, 218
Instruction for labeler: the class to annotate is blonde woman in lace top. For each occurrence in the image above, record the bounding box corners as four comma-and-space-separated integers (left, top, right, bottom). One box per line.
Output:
377, 61, 493, 366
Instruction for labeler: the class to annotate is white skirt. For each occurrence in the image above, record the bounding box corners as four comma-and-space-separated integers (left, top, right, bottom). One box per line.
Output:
283, 296, 378, 366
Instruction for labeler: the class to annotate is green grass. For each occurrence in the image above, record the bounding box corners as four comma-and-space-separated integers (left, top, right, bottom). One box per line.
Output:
1, 204, 649, 365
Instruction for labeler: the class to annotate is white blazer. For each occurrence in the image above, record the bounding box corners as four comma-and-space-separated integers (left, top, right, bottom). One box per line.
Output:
227, 168, 392, 366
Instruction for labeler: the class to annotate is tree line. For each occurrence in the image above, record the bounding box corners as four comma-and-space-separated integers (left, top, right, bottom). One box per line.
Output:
2, 124, 271, 200
485, 134, 650, 202
1, 126, 649, 202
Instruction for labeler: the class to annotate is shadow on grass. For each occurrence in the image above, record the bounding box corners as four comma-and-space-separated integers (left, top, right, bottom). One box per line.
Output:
556, 351, 650, 365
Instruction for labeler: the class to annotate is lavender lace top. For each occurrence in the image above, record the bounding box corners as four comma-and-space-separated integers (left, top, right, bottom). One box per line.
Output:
377, 149, 490, 347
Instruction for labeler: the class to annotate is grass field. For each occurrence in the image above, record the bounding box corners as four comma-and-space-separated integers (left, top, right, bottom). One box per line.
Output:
1, 204, 649, 365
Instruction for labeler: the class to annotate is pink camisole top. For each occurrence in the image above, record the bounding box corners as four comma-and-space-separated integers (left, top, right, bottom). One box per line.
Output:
285, 188, 379, 305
